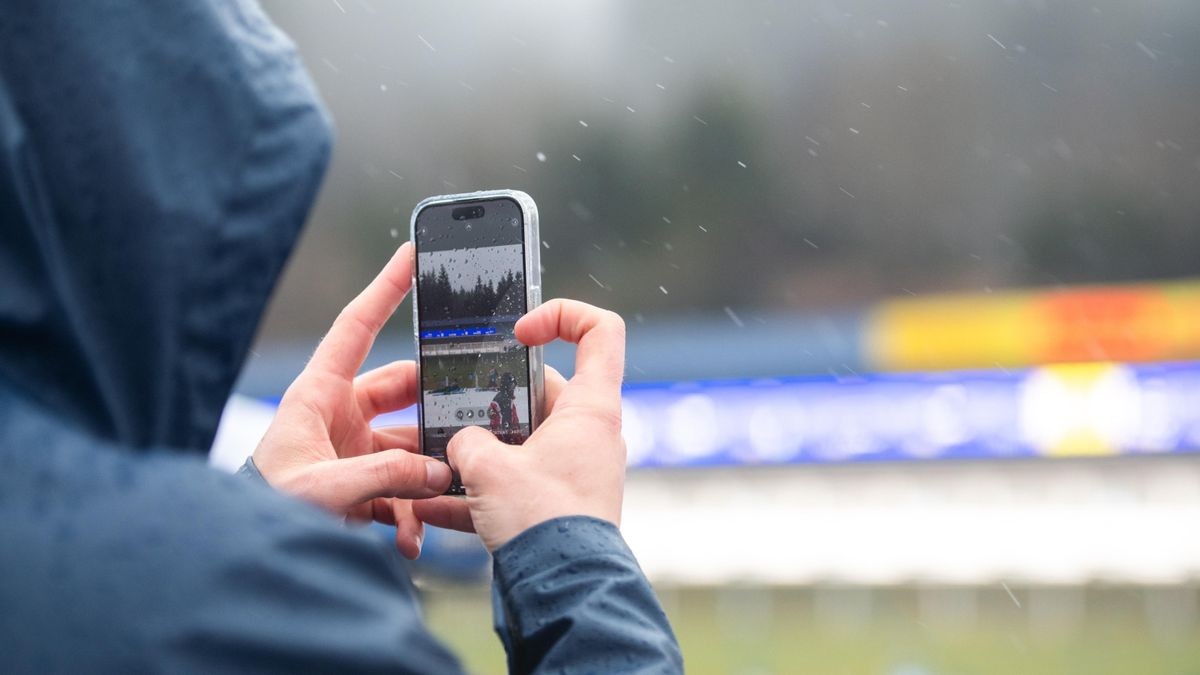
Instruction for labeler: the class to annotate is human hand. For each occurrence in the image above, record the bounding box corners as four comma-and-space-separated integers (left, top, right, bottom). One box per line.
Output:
251, 242, 451, 559
412, 299, 627, 552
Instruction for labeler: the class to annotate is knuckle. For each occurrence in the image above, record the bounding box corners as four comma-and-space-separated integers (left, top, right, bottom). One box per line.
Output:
559, 403, 622, 435
592, 408, 623, 434
349, 311, 381, 341
604, 309, 626, 332
374, 451, 418, 490
359, 384, 386, 417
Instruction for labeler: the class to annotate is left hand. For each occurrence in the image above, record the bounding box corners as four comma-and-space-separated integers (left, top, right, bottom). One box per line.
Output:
252, 242, 451, 559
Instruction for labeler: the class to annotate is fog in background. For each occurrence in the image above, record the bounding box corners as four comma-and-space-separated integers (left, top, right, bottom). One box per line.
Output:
255, 0, 1200, 349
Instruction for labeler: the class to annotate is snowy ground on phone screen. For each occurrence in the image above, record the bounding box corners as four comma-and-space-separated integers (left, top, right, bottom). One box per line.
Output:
423, 387, 530, 429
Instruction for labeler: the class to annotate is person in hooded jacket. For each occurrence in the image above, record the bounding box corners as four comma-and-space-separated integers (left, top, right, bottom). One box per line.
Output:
0, 1, 682, 673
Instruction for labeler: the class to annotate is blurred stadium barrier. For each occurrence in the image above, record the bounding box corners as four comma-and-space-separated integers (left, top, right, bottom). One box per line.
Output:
217, 279, 1200, 587
212, 359, 1200, 586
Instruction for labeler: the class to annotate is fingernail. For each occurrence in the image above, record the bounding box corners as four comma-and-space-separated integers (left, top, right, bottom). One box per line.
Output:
412, 535, 423, 557
425, 460, 452, 488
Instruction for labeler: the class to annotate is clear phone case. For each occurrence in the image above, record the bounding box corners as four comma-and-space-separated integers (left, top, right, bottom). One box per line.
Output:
408, 189, 545, 461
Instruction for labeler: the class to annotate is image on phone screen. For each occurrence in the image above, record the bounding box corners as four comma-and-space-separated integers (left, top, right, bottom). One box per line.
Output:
414, 198, 532, 473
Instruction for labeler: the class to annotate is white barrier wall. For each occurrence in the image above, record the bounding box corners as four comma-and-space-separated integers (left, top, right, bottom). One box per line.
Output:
621, 457, 1200, 586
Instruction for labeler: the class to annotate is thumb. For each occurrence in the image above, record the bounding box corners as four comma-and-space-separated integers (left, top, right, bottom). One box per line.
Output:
447, 425, 507, 488
305, 449, 453, 510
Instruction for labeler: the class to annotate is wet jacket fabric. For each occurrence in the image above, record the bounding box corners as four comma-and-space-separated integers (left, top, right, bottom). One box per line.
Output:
0, 1, 681, 672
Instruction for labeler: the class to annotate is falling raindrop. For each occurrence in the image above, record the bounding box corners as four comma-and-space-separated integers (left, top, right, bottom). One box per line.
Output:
536, 151, 547, 162
1001, 582, 1022, 608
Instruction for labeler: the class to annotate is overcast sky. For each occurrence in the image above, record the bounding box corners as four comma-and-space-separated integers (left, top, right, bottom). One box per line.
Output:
418, 244, 523, 293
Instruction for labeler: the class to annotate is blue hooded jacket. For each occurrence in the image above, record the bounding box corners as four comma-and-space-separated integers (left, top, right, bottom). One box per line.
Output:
0, 1, 681, 672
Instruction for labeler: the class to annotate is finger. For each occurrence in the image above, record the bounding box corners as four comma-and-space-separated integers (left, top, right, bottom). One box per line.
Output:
372, 425, 420, 453
446, 425, 505, 483
412, 496, 476, 533
355, 360, 418, 419
544, 364, 567, 414
309, 242, 414, 379
516, 299, 625, 412
346, 501, 373, 524
392, 500, 425, 560
370, 498, 397, 526
306, 448, 452, 509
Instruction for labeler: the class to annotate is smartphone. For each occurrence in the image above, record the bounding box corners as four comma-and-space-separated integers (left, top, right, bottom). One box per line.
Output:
410, 190, 544, 495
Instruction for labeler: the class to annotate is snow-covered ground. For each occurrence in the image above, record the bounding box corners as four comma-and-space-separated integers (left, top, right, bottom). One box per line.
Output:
423, 386, 530, 429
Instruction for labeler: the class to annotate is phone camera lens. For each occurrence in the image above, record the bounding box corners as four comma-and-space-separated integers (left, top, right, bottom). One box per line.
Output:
451, 205, 486, 221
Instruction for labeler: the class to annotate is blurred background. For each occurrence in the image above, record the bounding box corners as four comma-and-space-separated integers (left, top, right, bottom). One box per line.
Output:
214, 0, 1200, 672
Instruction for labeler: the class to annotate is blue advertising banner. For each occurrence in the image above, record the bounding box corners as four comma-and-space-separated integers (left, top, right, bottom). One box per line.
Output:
357, 361, 1200, 468
617, 361, 1200, 467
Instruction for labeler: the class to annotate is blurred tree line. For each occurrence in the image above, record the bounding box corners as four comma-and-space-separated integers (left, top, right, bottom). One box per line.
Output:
418, 266, 526, 322
258, 0, 1200, 339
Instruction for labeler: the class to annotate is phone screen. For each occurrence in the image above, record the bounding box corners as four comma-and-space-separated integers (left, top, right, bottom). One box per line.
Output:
414, 197, 531, 483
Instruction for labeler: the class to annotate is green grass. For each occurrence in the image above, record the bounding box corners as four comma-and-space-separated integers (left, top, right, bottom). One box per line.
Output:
421, 584, 1200, 675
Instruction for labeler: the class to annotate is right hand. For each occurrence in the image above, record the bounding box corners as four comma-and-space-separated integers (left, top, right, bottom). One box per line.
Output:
412, 299, 628, 552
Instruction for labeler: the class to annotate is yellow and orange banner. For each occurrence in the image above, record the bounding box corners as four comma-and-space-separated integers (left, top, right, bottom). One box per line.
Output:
866, 279, 1200, 372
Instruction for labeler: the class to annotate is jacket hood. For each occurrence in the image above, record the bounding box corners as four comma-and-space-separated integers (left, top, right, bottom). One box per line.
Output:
0, 1, 332, 454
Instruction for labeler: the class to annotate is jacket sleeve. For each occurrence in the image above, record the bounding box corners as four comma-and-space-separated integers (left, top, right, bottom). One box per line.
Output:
491, 516, 684, 674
